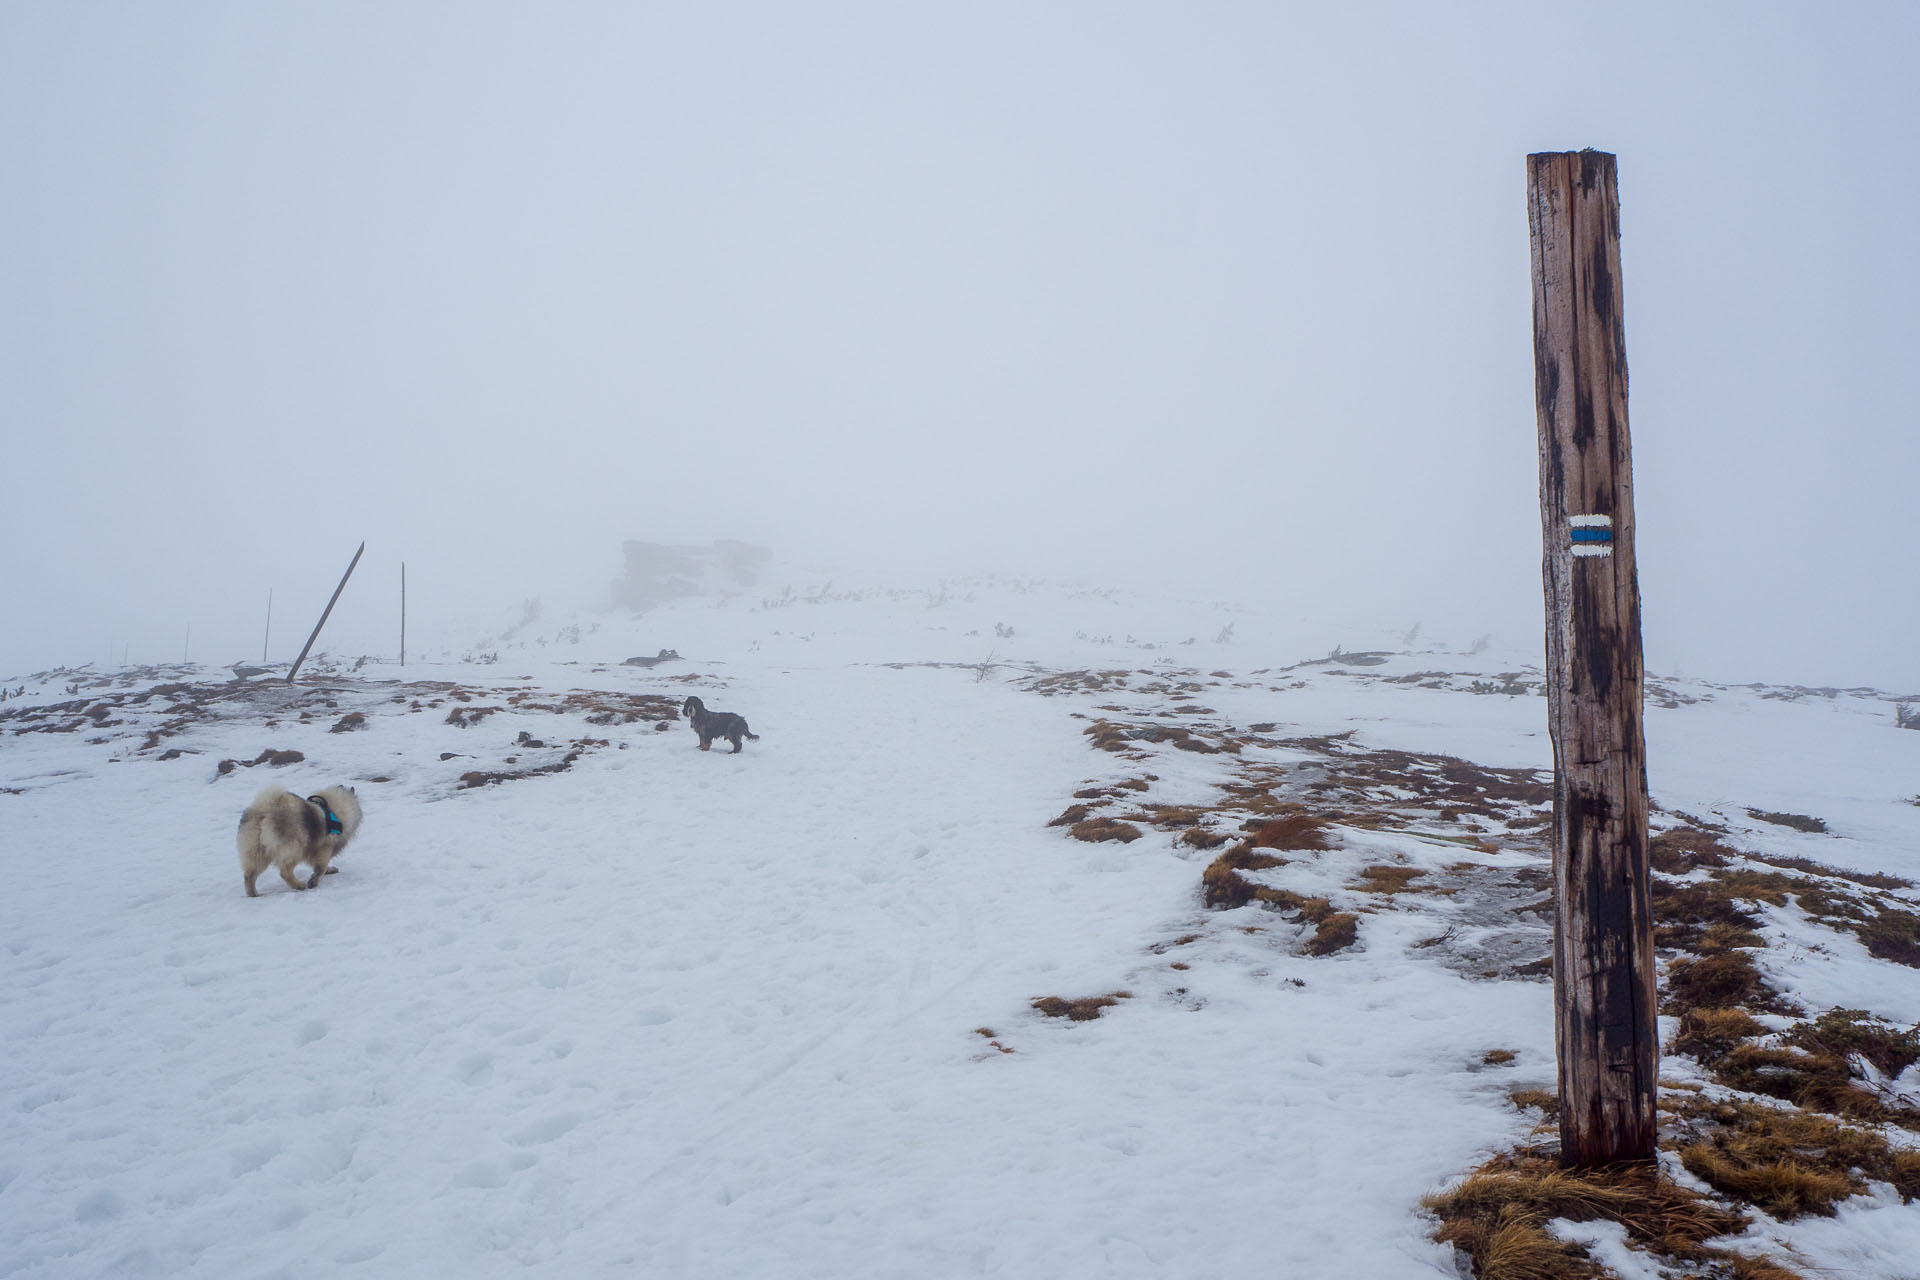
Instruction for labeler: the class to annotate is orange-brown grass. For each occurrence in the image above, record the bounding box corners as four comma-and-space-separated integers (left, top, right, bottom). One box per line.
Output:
1352, 864, 1430, 895
1130, 804, 1214, 830
328, 712, 367, 733
1482, 1049, 1517, 1066
1178, 826, 1231, 850
1200, 844, 1287, 909
1247, 812, 1331, 851
1667, 1092, 1920, 1215
1030, 992, 1131, 1022
1067, 817, 1143, 844
1047, 803, 1094, 827
1304, 912, 1359, 955
1424, 1149, 1750, 1277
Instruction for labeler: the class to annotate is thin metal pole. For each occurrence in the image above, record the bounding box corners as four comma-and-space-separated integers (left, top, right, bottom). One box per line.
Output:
264, 588, 273, 662
288, 542, 366, 685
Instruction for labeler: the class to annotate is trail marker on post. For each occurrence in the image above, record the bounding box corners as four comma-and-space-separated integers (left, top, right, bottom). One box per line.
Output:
1527, 150, 1657, 1167
288, 542, 366, 686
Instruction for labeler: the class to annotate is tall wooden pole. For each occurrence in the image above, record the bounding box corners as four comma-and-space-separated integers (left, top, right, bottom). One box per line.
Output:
1528, 150, 1656, 1167
288, 542, 366, 685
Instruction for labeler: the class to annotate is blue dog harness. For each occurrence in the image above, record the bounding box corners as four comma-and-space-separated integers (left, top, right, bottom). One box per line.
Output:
307, 795, 344, 836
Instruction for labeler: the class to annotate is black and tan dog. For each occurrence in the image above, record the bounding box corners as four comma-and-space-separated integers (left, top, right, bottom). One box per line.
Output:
681, 695, 760, 753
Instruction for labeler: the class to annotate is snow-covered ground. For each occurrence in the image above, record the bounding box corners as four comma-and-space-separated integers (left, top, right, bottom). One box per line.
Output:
3, 574, 1917, 1278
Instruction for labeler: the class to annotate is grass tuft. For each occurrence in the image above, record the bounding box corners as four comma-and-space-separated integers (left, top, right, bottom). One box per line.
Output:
1067, 817, 1144, 844
1030, 992, 1131, 1022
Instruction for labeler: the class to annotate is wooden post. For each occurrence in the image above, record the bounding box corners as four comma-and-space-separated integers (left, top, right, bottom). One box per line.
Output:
400, 562, 407, 667
1527, 150, 1656, 1167
288, 541, 366, 685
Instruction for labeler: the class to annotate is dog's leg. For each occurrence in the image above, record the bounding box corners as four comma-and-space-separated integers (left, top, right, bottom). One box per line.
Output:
278, 862, 308, 892
244, 866, 263, 897
729, 734, 743, 753
305, 856, 331, 889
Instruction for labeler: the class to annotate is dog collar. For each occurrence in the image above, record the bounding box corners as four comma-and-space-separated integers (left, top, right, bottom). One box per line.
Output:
307, 795, 343, 836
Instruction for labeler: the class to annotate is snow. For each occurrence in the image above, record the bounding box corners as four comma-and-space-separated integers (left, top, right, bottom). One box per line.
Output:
3, 574, 1918, 1277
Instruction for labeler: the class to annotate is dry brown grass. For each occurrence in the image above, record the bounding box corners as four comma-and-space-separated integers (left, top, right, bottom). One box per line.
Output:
1649, 827, 1738, 873
1650, 879, 1764, 951
1739, 849, 1913, 891
1668, 1008, 1765, 1061
1662, 951, 1786, 1016
1786, 1007, 1920, 1079
1067, 817, 1143, 844
1304, 912, 1359, 955
1200, 844, 1287, 909
1425, 1149, 1749, 1278
1030, 991, 1131, 1022
1482, 1049, 1517, 1066
1667, 1092, 1920, 1216
1247, 812, 1332, 851
1178, 826, 1231, 850
1047, 803, 1093, 827
1352, 864, 1429, 895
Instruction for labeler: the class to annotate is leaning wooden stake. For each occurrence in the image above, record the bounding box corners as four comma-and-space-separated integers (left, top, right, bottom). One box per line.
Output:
287, 542, 366, 685
1527, 150, 1656, 1167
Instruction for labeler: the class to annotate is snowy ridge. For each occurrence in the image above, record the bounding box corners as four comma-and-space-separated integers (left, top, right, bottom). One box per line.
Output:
3, 579, 1918, 1278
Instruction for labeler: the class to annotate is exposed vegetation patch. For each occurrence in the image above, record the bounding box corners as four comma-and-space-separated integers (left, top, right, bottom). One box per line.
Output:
1030, 992, 1131, 1022
329, 712, 367, 733
457, 739, 608, 789
1245, 812, 1331, 851
1200, 844, 1288, 909
445, 705, 501, 728
1746, 809, 1827, 835
1067, 817, 1144, 844
1667, 1092, 1920, 1217
1423, 1147, 1755, 1280
215, 748, 306, 775
1351, 864, 1434, 896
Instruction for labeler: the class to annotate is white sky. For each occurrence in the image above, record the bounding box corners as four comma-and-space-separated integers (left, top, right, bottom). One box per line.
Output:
3, 2, 1916, 688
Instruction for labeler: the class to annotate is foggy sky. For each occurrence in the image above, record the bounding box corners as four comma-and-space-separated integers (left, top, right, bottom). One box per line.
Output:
3, 2, 1917, 688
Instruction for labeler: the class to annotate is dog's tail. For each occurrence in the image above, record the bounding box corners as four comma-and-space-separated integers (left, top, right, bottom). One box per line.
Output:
745, 726, 760, 740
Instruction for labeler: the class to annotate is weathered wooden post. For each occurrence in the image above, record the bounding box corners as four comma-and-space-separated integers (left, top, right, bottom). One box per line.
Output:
287, 541, 366, 685
1527, 150, 1657, 1167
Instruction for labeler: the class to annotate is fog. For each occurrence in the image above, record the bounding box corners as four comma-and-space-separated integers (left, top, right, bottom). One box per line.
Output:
3, 3, 1916, 688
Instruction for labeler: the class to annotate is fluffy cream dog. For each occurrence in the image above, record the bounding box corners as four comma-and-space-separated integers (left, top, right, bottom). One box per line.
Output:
237, 784, 362, 897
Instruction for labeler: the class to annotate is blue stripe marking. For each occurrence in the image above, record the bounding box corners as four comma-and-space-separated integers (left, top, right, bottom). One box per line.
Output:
1570, 528, 1614, 544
